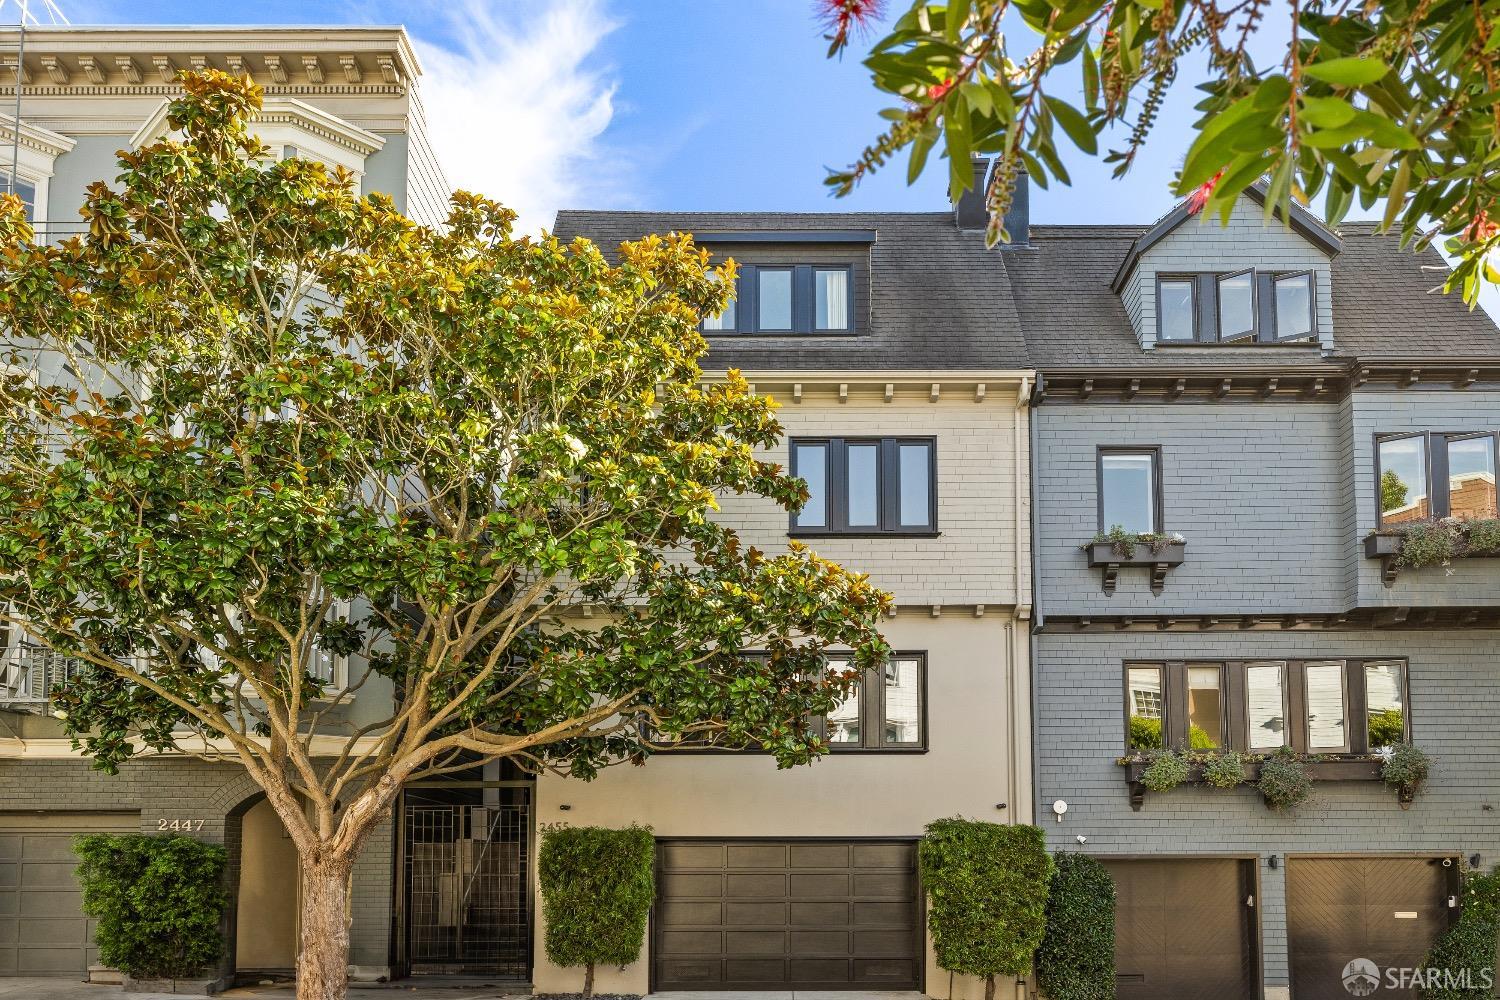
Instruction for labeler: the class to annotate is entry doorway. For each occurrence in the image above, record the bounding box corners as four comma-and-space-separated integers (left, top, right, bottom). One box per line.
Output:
399, 760, 533, 981
234, 798, 299, 974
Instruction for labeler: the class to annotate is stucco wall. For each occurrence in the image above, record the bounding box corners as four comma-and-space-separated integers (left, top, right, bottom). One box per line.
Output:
532, 611, 1031, 997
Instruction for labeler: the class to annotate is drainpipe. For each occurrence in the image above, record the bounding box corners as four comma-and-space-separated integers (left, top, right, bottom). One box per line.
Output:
1010, 377, 1034, 826
1027, 374, 1044, 836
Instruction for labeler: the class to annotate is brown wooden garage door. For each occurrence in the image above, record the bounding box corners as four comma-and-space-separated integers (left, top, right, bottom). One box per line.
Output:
0, 813, 140, 976
1102, 858, 1258, 1000
653, 839, 921, 991
1287, 856, 1456, 1000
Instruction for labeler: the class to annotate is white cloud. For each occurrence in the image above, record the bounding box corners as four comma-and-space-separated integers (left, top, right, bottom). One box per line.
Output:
413, 0, 624, 234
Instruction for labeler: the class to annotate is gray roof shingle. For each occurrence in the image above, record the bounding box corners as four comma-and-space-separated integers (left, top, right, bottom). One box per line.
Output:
551, 210, 1031, 371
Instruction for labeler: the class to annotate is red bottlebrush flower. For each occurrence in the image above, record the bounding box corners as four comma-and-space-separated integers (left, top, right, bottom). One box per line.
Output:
816, 0, 886, 52
1466, 210, 1498, 243
1186, 168, 1224, 214
927, 77, 956, 102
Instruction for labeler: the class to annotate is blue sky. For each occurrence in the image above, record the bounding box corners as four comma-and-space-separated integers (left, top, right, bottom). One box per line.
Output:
58, 0, 1228, 231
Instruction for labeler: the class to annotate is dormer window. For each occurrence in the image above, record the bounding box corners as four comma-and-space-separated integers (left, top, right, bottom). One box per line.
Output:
1154, 270, 1317, 344
699, 264, 854, 334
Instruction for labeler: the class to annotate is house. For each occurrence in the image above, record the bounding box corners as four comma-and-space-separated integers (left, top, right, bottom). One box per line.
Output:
1012, 186, 1500, 1000
0, 24, 448, 983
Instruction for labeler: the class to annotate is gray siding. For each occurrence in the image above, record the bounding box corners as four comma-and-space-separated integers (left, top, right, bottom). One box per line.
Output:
1033, 628, 1500, 989
45, 134, 126, 237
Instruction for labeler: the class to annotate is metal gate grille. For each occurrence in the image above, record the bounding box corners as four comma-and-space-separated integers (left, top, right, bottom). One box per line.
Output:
404, 795, 531, 978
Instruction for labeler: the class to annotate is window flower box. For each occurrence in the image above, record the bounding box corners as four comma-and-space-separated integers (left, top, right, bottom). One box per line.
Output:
1364, 518, 1500, 586
1084, 535, 1186, 595
1119, 754, 1383, 811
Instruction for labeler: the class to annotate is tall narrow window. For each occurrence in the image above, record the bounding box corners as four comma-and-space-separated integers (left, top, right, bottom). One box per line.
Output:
1157, 278, 1196, 342
758, 268, 793, 331
846, 442, 879, 528
1444, 434, 1498, 520
1186, 664, 1223, 749
701, 273, 737, 332
1304, 661, 1348, 751
791, 442, 829, 529
1377, 434, 1430, 525
827, 680, 861, 744
897, 441, 934, 530
1246, 661, 1287, 750
1365, 661, 1407, 748
814, 268, 850, 331
1126, 665, 1165, 749
882, 659, 922, 746
1216, 270, 1256, 340
1099, 449, 1160, 534
1273, 271, 1315, 341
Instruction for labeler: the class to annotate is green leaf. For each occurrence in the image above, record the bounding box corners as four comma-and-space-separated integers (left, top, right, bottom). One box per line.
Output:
1303, 56, 1391, 87
1043, 96, 1097, 154
1298, 96, 1357, 129
908, 131, 936, 186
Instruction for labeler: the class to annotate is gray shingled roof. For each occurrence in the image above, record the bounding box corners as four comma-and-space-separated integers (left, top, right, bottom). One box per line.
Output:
1008, 222, 1500, 372
551, 210, 1031, 371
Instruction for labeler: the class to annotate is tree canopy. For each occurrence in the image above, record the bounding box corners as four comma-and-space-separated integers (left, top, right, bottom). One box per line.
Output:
821, 0, 1500, 302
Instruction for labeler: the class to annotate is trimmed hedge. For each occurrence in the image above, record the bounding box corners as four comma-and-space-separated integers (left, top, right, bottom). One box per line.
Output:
538, 824, 655, 998
919, 818, 1054, 1000
73, 833, 228, 980
1419, 868, 1500, 999
1036, 853, 1116, 1000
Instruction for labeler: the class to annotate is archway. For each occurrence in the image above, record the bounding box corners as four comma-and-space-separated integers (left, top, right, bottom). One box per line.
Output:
234, 797, 299, 973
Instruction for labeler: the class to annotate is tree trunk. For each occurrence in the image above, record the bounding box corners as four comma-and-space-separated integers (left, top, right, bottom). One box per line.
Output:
297, 859, 353, 1000
584, 960, 595, 999
983, 973, 995, 1000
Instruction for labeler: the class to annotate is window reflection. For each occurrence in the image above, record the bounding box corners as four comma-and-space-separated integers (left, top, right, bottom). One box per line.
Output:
1274, 272, 1314, 340
883, 659, 920, 745
793, 443, 828, 528
827, 680, 861, 744
1159, 279, 1195, 341
1127, 666, 1164, 749
702, 272, 736, 331
1217, 271, 1255, 339
899, 443, 932, 528
1447, 435, 1498, 520
846, 443, 879, 528
1366, 661, 1406, 748
1246, 662, 1287, 750
1101, 452, 1157, 534
1378, 436, 1429, 524
1186, 665, 1222, 748
758, 269, 792, 330
1305, 661, 1347, 750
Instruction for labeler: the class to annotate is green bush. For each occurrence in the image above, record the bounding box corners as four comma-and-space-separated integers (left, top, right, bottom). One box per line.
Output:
1396, 521, 1458, 568
1257, 747, 1313, 811
538, 824, 655, 998
1201, 751, 1251, 789
73, 834, 227, 980
1127, 715, 1163, 750
1368, 708, 1407, 748
1140, 749, 1191, 792
1382, 743, 1432, 800
1466, 518, 1500, 555
920, 819, 1054, 1000
1035, 853, 1115, 1000
1419, 869, 1500, 999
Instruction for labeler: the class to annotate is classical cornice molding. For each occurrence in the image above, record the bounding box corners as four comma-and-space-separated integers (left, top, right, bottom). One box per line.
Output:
699, 369, 1034, 405
130, 95, 385, 157
0, 112, 75, 159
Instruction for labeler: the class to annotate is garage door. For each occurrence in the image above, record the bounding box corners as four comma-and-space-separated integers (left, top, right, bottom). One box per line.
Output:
1102, 858, 1258, 1000
0, 813, 140, 976
1288, 856, 1455, 1000
653, 839, 921, 991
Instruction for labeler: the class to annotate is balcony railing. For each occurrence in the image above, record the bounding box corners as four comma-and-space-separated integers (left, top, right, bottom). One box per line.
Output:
0, 643, 88, 706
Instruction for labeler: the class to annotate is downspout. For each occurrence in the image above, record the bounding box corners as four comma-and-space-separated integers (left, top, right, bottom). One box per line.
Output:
1027, 374, 1044, 835
1010, 377, 1033, 826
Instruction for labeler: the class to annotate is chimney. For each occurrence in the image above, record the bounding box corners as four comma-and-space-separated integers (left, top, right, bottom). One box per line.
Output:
952, 156, 1030, 246
953, 155, 990, 231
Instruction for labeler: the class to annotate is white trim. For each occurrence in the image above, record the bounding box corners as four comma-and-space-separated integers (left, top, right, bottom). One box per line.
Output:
0, 113, 75, 230
0, 734, 385, 759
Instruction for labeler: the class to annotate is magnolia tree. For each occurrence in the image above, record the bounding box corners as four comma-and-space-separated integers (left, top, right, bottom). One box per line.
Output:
0, 72, 889, 1000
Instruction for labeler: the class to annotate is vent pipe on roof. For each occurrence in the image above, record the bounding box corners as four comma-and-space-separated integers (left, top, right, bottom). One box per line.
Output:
953, 156, 1030, 246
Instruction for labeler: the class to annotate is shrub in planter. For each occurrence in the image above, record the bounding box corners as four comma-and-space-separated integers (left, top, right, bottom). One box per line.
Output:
1139, 749, 1191, 792
1396, 521, 1458, 569
1368, 708, 1407, 749
1418, 869, 1500, 1000
73, 834, 227, 981
919, 818, 1054, 1000
1257, 747, 1313, 811
1201, 751, 1252, 789
538, 824, 655, 999
1035, 853, 1115, 1000
1468, 518, 1500, 555
1382, 743, 1432, 807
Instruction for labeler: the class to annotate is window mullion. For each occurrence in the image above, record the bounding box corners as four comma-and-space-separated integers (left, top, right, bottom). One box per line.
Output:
1195, 274, 1216, 341
1255, 272, 1274, 342
1348, 659, 1370, 755
829, 439, 848, 532
863, 665, 881, 749
1432, 433, 1452, 519
880, 438, 898, 533
1163, 661, 1188, 748
1286, 660, 1308, 754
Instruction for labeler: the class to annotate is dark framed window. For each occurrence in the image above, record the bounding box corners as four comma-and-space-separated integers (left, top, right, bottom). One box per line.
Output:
1098, 447, 1162, 534
791, 437, 936, 535
825, 652, 927, 750
1377, 431, 1499, 525
1154, 269, 1317, 344
1123, 658, 1409, 754
701, 264, 854, 334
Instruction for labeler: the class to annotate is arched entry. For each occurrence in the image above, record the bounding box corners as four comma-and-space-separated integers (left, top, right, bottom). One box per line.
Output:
234, 798, 299, 973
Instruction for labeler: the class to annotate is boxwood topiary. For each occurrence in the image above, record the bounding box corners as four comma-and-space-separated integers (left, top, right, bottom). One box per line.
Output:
919, 818, 1055, 1000
538, 824, 656, 999
73, 833, 228, 981
1035, 852, 1115, 1000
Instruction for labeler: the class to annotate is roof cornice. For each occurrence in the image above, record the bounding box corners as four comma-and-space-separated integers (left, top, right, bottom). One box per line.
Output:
130, 95, 385, 156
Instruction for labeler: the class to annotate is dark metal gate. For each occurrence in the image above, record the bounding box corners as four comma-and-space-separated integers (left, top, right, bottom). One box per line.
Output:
403, 789, 531, 979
